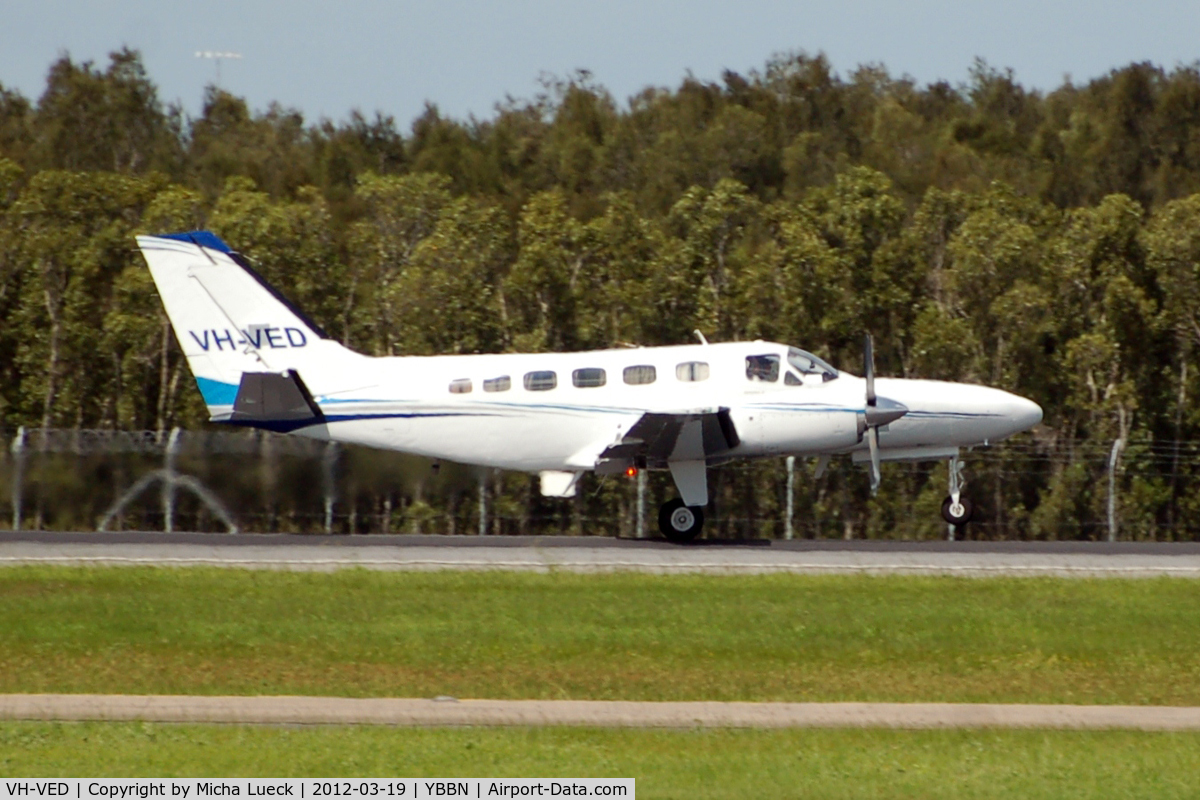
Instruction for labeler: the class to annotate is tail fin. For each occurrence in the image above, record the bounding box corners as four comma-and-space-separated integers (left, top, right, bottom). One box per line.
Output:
136, 231, 351, 421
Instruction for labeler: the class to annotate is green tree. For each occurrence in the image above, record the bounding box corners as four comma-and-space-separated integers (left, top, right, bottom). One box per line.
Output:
1144, 194, 1200, 533
209, 177, 344, 340
135, 186, 210, 430
7, 170, 160, 427
31, 48, 179, 175
505, 190, 591, 351
188, 88, 312, 200
350, 172, 454, 353
585, 191, 691, 346
666, 178, 761, 339
390, 196, 511, 355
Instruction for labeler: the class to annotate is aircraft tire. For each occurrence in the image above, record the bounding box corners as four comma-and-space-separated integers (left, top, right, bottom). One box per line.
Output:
941, 496, 973, 525
659, 498, 704, 542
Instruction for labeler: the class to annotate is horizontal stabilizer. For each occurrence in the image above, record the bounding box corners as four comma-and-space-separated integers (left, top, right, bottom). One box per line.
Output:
230, 371, 324, 431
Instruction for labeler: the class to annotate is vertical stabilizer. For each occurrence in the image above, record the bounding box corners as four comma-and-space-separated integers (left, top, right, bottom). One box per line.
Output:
136, 231, 351, 420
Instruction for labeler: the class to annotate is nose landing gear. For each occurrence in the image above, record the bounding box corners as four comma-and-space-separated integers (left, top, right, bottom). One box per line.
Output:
659, 498, 705, 542
941, 452, 973, 537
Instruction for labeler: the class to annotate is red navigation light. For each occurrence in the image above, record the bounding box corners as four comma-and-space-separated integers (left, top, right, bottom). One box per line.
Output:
625, 466, 638, 478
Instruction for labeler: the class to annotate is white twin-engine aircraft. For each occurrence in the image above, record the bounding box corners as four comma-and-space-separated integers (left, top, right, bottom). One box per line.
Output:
137, 231, 1042, 541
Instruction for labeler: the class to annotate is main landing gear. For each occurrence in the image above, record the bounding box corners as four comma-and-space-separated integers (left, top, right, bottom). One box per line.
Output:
659, 498, 705, 542
941, 452, 973, 537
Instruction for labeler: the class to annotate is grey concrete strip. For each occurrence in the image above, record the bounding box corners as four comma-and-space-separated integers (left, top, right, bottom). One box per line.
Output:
3, 541, 1200, 577
10, 531, 1200, 555
3, 695, 1200, 730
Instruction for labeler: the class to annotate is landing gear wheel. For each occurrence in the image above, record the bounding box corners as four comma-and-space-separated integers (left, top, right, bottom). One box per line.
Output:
941, 496, 973, 526
658, 498, 704, 543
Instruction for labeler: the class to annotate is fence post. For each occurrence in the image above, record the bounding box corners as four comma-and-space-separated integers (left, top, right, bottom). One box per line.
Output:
322, 441, 339, 534
162, 428, 181, 533
1107, 438, 1125, 543
1107, 406, 1129, 544
10, 426, 26, 531
636, 468, 646, 539
785, 455, 795, 540
478, 470, 487, 536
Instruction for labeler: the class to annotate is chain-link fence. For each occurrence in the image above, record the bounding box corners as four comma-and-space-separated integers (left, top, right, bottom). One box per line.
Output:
1, 426, 632, 536
1, 427, 1196, 540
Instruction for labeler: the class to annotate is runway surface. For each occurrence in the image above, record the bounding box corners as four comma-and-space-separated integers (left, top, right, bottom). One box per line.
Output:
3, 694, 1200, 730
2, 531, 1200, 577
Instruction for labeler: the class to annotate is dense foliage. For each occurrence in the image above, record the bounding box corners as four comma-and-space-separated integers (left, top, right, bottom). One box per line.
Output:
4, 49, 1200, 539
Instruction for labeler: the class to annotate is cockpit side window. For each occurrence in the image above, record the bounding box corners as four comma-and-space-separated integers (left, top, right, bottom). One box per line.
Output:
746, 354, 780, 382
787, 347, 839, 381
784, 371, 803, 386
448, 378, 473, 394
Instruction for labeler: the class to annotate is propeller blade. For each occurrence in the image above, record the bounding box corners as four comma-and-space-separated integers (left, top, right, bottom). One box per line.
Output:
864, 333, 876, 406
867, 425, 881, 494
862, 333, 890, 495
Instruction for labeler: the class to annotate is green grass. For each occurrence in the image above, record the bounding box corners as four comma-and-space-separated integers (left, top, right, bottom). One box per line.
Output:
2, 722, 1199, 798
2, 567, 1199, 704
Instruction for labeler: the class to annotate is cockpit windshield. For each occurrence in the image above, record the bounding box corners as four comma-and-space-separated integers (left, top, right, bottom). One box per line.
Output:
787, 347, 839, 382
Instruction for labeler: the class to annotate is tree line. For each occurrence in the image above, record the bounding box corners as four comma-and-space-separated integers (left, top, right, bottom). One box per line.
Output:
3, 48, 1200, 539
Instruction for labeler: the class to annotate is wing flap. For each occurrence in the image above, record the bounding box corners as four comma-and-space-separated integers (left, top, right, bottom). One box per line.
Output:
599, 407, 740, 465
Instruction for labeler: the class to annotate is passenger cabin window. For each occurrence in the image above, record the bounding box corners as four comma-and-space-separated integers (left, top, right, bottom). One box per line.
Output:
483, 375, 511, 392
623, 365, 657, 385
524, 370, 557, 391
784, 371, 803, 386
573, 368, 606, 388
448, 378, 473, 394
746, 354, 780, 382
676, 361, 710, 382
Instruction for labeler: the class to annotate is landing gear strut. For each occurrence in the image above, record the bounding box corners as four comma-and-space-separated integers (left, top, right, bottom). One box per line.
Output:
659, 498, 704, 542
941, 452, 972, 537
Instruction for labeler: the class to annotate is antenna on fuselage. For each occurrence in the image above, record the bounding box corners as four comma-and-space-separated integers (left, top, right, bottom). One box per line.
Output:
693, 330, 709, 345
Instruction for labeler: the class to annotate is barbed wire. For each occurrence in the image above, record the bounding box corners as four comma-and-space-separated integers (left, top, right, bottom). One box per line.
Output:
82, 507, 1200, 535
4, 428, 329, 457
12, 428, 1200, 472
6, 429, 1200, 504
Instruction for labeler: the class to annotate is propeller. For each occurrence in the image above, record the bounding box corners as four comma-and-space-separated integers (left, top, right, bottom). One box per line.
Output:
860, 334, 909, 495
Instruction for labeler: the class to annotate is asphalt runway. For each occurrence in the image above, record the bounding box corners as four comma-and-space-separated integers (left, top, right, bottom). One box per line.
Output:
3, 531, 1200, 577
3, 694, 1200, 730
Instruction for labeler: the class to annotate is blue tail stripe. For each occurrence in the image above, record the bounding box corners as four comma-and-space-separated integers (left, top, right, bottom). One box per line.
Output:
156, 230, 232, 253
195, 376, 239, 406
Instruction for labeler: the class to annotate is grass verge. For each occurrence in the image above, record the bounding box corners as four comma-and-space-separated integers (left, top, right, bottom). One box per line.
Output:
1, 566, 1199, 704
1, 722, 1199, 799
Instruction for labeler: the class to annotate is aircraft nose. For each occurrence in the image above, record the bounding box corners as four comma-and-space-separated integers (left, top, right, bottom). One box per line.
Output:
1007, 394, 1042, 432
